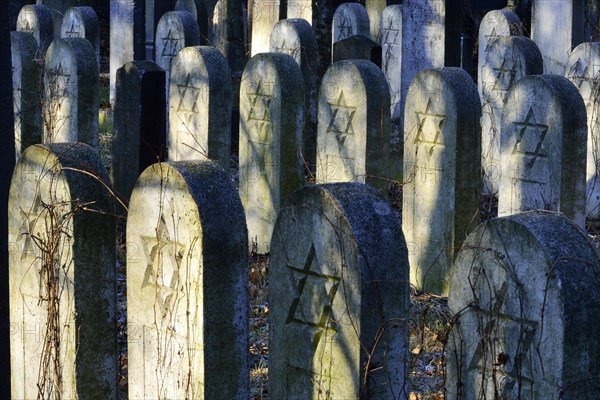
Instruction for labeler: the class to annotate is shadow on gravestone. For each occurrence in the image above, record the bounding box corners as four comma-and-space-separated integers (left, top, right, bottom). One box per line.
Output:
16, 4, 54, 57
269, 183, 409, 399
61, 7, 100, 69
332, 2, 370, 48
127, 161, 248, 399
155, 11, 201, 75
250, 0, 281, 56
446, 211, 600, 399
9, 142, 117, 399
332, 34, 382, 67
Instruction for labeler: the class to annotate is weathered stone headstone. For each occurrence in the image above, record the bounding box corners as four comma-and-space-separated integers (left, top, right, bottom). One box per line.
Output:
155, 11, 201, 74
250, 0, 280, 56
269, 182, 409, 399
43, 37, 99, 147
316, 59, 394, 194
212, 0, 248, 46
379, 4, 402, 155
11, 31, 43, 158
127, 161, 248, 399
61, 7, 100, 67
332, 3, 370, 48
109, 0, 145, 104
498, 74, 587, 227
239, 52, 304, 252
270, 18, 319, 170
400, 0, 461, 134
403, 67, 481, 294
332, 34, 382, 67
480, 36, 543, 194
36, 0, 80, 37
9, 142, 116, 399
175, 0, 198, 21
286, 0, 311, 23
112, 61, 166, 205
566, 42, 600, 217
477, 9, 522, 100
366, 0, 386, 40
16, 4, 54, 56
144, 0, 173, 60
169, 46, 231, 166
446, 212, 600, 399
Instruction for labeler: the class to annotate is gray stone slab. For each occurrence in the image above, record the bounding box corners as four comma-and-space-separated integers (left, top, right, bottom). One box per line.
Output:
143, 0, 174, 60
316, 59, 394, 194
332, 34, 382, 67
61, 6, 100, 67
250, 0, 280, 56
480, 36, 542, 194
43, 37, 99, 147
127, 161, 248, 399
446, 211, 600, 399
9, 142, 116, 399
332, 3, 370, 49
287, 0, 311, 23
403, 67, 481, 294
212, 0, 248, 46
11, 31, 43, 158
169, 45, 232, 165
498, 74, 587, 227
566, 42, 600, 217
155, 11, 201, 74
239, 52, 304, 253
16, 4, 54, 56
269, 182, 409, 399
366, 0, 385, 40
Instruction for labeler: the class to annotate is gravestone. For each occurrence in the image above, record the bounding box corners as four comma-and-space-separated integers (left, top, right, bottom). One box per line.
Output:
239, 52, 304, 253
16, 4, 54, 56
155, 11, 201, 74
11, 31, 43, 158
109, 0, 145, 103
480, 36, 543, 194
212, 0, 248, 46
61, 7, 100, 67
332, 3, 370, 48
366, 0, 385, 40
316, 59, 394, 193
250, 0, 280, 56
9, 142, 116, 399
169, 46, 231, 166
446, 212, 600, 400
379, 5, 402, 156
144, 0, 173, 60
175, 0, 199, 21
112, 61, 166, 205
566, 42, 600, 218
269, 183, 409, 399
127, 161, 248, 399
36, 0, 80, 36
43, 37, 99, 147
498, 74, 587, 227
270, 18, 319, 170
332, 35, 382, 67
403, 67, 481, 295
287, 0, 311, 22
477, 9, 522, 101
401, 0, 461, 134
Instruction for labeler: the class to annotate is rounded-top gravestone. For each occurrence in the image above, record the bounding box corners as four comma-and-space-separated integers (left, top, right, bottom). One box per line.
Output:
332, 3, 370, 46
16, 4, 54, 56
60, 6, 100, 67
155, 11, 201, 73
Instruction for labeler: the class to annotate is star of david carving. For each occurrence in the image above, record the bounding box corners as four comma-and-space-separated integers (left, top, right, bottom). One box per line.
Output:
274, 39, 300, 60
511, 106, 549, 168
247, 81, 273, 122
326, 91, 356, 148
484, 27, 499, 52
176, 74, 201, 114
337, 16, 352, 39
65, 21, 81, 38
161, 29, 180, 65
19, 193, 44, 261
491, 57, 516, 94
568, 60, 598, 104
286, 244, 341, 349
468, 282, 538, 393
48, 62, 71, 102
381, 18, 400, 45
21, 13, 35, 34
141, 213, 186, 317
414, 98, 445, 158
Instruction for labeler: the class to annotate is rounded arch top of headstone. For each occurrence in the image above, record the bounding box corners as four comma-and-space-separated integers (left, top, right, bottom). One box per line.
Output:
332, 3, 371, 44
16, 4, 54, 55
566, 42, 600, 106
269, 182, 409, 399
446, 211, 600, 399
269, 18, 318, 67
175, 0, 199, 21
478, 9, 523, 56
155, 10, 202, 71
61, 6, 99, 39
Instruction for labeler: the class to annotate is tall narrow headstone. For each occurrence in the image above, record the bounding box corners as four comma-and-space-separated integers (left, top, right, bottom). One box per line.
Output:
400, 0, 461, 133
169, 46, 231, 166
11, 31, 43, 158
566, 42, 600, 217
332, 3, 370, 47
239, 52, 304, 252
112, 61, 167, 204
9, 142, 116, 399
127, 161, 248, 399
366, 0, 385, 40
446, 212, 600, 400
498, 74, 587, 227
379, 5, 402, 157
61, 7, 100, 67
250, 0, 280, 56
155, 11, 201, 75
316, 59, 394, 194
16, 4, 54, 56
269, 183, 409, 399
477, 9, 522, 100
270, 18, 319, 170
480, 36, 543, 194
403, 67, 481, 295
109, 0, 146, 103
43, 37, 99, 147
